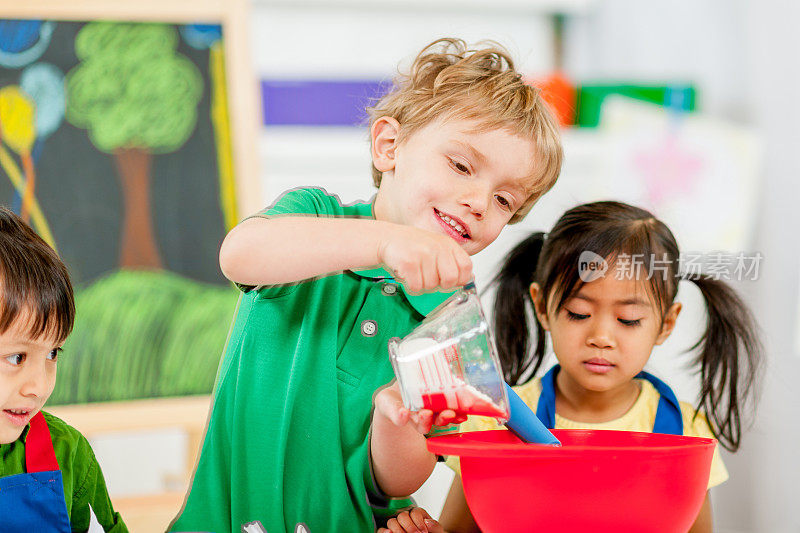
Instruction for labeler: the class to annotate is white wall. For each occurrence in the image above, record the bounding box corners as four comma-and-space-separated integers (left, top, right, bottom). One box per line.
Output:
251, 5, 555, 82
736, 1, 800, 531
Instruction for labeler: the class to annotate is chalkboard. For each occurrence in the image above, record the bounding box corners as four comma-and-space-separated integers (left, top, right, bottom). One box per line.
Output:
0, 2, 261, 404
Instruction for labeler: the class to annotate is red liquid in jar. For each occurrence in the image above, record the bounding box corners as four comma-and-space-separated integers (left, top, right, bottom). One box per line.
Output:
422, 385, 507, 418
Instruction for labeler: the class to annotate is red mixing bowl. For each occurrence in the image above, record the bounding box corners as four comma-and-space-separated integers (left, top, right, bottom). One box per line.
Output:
428, 429, 715, 533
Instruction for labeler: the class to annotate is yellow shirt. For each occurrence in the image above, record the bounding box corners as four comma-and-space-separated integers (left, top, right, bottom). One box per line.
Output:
445, 378, 728, 489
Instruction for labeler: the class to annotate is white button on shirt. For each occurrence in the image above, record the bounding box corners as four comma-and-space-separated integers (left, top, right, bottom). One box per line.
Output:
382, 284, 398, 295
361, 320, 377, 337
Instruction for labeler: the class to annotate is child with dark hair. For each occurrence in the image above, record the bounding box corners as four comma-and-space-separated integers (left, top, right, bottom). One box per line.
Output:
420, 200, 762, 533
382, 200, 762, 533
0, 206, 127, 532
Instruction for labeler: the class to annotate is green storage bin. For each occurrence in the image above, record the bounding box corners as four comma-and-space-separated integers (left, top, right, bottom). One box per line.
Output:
576, 84, 697, 127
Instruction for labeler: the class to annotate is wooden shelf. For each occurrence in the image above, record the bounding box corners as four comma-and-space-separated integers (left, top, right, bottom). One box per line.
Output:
47, 395, 212, 436
48, 396, 212, 533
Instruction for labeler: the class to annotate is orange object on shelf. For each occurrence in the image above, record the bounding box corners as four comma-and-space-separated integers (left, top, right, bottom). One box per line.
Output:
529, 71, 577, 127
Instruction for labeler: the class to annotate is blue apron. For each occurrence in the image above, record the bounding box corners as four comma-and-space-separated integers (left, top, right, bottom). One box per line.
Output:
535, 364, 684, 435
0, 411, 72, 532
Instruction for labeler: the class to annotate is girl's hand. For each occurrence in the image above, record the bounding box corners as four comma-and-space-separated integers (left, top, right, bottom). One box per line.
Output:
374, 382, 467, 434
378, 507, 445, 533
377, 225, 473, 294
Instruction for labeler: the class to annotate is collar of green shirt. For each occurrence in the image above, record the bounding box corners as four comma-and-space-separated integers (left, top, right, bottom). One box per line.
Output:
350, 266, 455, 317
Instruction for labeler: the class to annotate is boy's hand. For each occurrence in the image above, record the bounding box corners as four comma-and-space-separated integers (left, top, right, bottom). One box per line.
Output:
374, 382, 467, 434
377, 225, 473, 293
378, 508, 445, 533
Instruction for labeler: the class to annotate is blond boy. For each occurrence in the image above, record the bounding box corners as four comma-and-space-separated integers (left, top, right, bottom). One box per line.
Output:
171, 38, 562, 533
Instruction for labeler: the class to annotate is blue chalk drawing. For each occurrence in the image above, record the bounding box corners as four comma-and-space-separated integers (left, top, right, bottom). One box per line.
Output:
0, 20, 55, 68
20, 63, 65, 139
180, 24, 222, 49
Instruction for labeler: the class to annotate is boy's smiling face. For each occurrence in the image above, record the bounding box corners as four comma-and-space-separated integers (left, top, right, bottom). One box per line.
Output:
0, 312, 59, 444
372, 116, 539, 255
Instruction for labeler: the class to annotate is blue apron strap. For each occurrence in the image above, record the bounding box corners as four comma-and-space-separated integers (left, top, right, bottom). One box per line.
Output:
535, 365, 560, 429
536, 365, 683, 435
636, 371, 684, 435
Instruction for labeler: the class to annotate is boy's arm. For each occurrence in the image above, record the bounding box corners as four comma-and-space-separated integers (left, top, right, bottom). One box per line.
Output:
438, 474, 481, 533
220, 216, 385, 285
71, 436, 128, 532
371, 382, 437, 497
219, 216, 472, 291
370, 382, 465, 497
688, 493, 713, 533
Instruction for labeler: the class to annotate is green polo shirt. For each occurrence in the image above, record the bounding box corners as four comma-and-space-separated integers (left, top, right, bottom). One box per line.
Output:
171, 188, 454, 533
0, 411, 127, 532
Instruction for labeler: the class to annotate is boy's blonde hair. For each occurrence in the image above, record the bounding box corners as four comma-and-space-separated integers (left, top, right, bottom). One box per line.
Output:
367, 38, 563, 223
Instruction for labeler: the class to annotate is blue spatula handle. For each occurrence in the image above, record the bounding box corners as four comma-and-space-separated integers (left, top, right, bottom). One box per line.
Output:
503, 382, 561, 445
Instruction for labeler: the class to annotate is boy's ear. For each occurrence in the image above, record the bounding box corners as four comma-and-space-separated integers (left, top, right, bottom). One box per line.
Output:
371, 116, 400, 173
529, 283, 550, 330
655, 302, 682, 345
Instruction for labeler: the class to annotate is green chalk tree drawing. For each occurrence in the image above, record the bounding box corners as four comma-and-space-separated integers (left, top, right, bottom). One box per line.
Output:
66, 22, 202, 270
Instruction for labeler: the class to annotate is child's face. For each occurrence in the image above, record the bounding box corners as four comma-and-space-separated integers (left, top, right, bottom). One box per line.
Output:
532, 273, 681, 395
373, 117, 538, 255
0, 313, 59, 444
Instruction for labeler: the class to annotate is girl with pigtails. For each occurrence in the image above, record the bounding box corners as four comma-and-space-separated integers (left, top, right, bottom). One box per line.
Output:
381, 201, 763, 533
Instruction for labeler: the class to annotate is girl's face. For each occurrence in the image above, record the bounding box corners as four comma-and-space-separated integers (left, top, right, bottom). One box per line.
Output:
531, 273, 681, 395
0, 312, 60, 444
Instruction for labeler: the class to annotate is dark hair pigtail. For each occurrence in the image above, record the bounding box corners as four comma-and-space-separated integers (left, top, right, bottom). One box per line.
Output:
492, 232, 547, 385
687, 275, 763, 451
